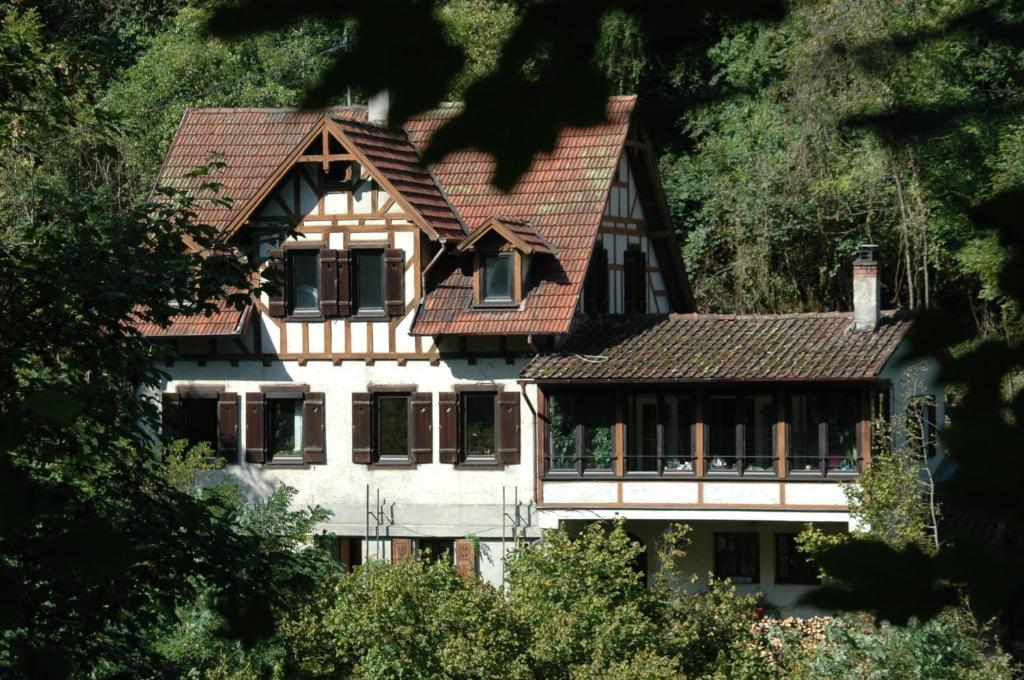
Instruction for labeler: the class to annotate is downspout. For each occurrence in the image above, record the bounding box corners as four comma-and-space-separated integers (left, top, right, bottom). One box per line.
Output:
411, 238, 448, 329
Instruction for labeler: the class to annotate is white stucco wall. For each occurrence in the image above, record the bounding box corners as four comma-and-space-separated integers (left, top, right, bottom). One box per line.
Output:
157, 358, 542, 585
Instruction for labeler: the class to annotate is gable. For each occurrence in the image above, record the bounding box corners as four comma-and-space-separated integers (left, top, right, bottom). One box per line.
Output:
155, 109, 463, 244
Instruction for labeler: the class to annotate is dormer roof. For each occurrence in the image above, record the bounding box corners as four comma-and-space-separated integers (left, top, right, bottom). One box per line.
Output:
455, 216, 555, 255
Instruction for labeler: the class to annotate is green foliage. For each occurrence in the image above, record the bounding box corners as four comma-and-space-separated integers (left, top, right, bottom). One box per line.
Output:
281, 557, 529, 679
801, 611, 1016, 680
104, 6, 343, 182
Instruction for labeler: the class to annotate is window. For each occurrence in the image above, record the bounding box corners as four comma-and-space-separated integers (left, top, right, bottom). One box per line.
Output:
774, 533, 819, 585
182, 397, 218, 451
267, 397, 303, 460
376, 393, 410, 461
288, 250, 320, 315
714, 532, 760, 584
318, 536, 363, 573
623, 248, 647, 314
353, 249, 385, 316
906, 396, 938, 459
417, 538, 454, 565
547, 393, 615, 474
626, 393, 694, 474
789, 392, 860, 474
163, 392, 238, 461
462, 392, 497, 460
743, 394, 775, 472
707, 395, 739, 471
583, 245, 609, 314
480, 253, 514, 304
706, 393, 776, 474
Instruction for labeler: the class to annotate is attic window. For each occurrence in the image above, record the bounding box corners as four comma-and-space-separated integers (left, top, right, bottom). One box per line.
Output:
481, 253, 514, 304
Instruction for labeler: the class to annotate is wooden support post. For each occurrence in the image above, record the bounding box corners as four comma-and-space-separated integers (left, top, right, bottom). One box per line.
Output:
614, 392, 625, 478
776, 387, 787, 478
695, 389, 705, 477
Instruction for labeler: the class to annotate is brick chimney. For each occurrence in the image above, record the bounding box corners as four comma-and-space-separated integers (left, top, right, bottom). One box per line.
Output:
853, 244, 880, 331
368, 90, 390, 127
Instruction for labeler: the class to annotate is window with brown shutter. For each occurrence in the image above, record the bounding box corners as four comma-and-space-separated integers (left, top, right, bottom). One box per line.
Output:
319, 249, 340, 316
302, 392, 326, 464
337, 249, 352, 317
266, 250, 286, 318
245, 392, 266, 463
623, 248, 647, 314
496, 392, 521, 465
410, 392, 433, 464
391, 537, 413, 562
161, 393, 182, 441
461, 392, 497, 463
217, 392, 239, 463
438, 392, 458, 464
352, 392, 373, 464
454, 539, 476, 578
384, 248, 405, 317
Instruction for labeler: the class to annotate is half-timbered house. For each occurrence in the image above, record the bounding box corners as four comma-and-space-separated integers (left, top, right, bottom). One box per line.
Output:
141, 94, 944, 609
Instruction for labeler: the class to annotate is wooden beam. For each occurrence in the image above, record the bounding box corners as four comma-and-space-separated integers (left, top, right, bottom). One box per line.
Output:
298, 153, 355, 164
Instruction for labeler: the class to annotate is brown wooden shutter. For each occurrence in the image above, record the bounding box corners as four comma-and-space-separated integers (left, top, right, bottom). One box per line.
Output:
337, 249, 351, 317
352, 392, 372, 464
595, 246, 609, 313
391, 537, 413, 562
410, 392, 433, 465
302, 392, 326, 464
216, 392, 239, 462
497, 391, 521, 465
438, 392, 458, 464
454, 539, 476, 578
319, 249, 339, 316
162, 393, 182, 441
245, 392, 266, 463
384, 248, 405, 317
267, 249, 286, 317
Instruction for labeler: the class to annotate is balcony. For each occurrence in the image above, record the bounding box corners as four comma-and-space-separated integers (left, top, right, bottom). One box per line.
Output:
536, 385, 872, 511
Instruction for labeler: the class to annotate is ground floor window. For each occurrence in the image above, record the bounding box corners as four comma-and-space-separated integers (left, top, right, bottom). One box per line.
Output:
713, 532, 760, 584
774, 533, 819, 585
417, 538, 455, 564
462, 392, 497, 461
376, 393, 410, 462
318, 536, 363, 573
182, 396, 218, 451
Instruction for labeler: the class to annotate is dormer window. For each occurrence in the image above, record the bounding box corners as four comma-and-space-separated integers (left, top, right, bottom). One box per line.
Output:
481, 253, 514, 304
456, 216, 555, 310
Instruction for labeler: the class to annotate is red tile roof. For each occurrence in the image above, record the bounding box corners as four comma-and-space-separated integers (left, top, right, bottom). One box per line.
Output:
154, 96, 679, 337
134, 300, 252, 338
406, 97, 638, 336
155, 108, 326, 232
156, 107, 463, 240
457, 216, 555, 255
331, 117, 464, 240
521, 311, 913, 382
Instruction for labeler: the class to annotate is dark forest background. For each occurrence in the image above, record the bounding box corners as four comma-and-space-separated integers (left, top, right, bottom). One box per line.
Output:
3, 0, 1024, 677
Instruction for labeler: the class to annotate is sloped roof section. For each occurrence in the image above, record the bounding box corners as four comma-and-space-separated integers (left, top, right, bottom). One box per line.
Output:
155, 108, 327, 231
406, 96, 638, 336
456, 216, 555, 255
156, 107, 462, 240
521, 311, 913, 382
331, 117, 464, 240
134, 300, 252, 338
